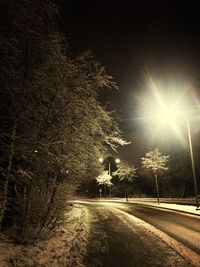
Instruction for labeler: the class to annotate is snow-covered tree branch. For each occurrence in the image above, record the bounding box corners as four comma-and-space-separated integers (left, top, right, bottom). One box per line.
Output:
141, 148, 169, 204
113, 161, 137, 200
96, 171, 113, 187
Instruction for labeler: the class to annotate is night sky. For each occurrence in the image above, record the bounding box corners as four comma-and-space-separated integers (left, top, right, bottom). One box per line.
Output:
56, 1, 200, 162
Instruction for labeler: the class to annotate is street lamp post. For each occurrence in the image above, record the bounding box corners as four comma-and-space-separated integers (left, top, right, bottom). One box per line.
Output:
141, 86, 200, 209
99, 157, 120, 198
108, 161, 111, 198
186, 119, 199, 209
108, 161, 111, 176
146, 102, 200, 208
99, 188, 102, 198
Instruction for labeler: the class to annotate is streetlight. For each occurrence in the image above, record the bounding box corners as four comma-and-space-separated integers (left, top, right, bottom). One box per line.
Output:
115, 158, 121, 164
142, 93, 200, 209
159, 111, 199, 209
99, 157, 120, 176
98, 157, 120, 197
99, 157, 104, 163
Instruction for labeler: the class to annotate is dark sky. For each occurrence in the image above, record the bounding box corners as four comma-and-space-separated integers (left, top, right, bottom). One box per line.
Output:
56, 1, 200, 162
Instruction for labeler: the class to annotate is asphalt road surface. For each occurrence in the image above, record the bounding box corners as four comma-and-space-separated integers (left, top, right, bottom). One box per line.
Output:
77, 200, 200, 267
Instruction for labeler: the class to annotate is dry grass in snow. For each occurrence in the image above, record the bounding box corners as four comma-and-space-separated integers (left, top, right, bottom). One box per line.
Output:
0, 203, 90, 267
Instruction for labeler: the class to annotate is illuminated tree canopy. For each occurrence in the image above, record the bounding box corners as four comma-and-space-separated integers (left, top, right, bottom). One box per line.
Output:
141, 148, 169, 174
96, 171, 112, 187
141, 148, 169, 204
113, 161, 137, 183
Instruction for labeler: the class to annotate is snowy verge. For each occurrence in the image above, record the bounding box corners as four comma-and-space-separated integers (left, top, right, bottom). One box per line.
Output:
110, 207, 200, 267
132, 201, 200, 216
96, 198, 200, 216
0, 203, 91, 267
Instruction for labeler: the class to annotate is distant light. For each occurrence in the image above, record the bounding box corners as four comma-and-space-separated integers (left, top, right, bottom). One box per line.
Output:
34, 149, 38, 153
115, 158, 120, 164
99, 157, 104, 163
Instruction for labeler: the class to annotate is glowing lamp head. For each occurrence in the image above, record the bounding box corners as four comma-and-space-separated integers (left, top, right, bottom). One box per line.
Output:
158, 105, 178, 124
99, 157, 104, 163
115, 158, 120, 164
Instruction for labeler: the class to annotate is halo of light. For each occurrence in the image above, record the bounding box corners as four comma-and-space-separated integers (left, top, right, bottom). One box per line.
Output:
99, 157, 104, 163
115, 158, 120, 164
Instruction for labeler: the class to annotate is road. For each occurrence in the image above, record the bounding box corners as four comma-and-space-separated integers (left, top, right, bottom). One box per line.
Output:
76, 200, 200, 267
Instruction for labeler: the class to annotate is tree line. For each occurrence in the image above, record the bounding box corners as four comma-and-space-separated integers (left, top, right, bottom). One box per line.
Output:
95, 149, 169, 202
92, 145, 198, 201
0, 0, 126, 243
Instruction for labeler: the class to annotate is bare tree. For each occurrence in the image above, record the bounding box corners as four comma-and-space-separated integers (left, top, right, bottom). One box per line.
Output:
113, 161, 137, 201
141, 148, 169, 204
96, 171, 113, 197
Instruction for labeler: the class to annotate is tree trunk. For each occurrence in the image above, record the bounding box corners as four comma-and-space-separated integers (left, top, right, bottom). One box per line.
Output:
42, 176, 59, 227
109, 186, 112, 198
23, 184, 32, 226
181, 178, 186, 198
125, 183, 128, 202
154, 173, 160, 205
17, 183, 32, 240
0, 117, 18, 228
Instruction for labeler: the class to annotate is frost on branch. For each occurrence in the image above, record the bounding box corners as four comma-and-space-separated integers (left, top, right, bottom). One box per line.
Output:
141, 148, 170, 204
113, 160, 137, 201
96, 171, 112, 187
141, 148, 169, 174
113, 161, 137, 183
105, 132, 130, 151
0, 0, 128, 242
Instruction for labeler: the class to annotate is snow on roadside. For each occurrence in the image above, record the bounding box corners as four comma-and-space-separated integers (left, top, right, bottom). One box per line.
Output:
129, 201, 200, 216
104, 198, 200, 216
0, 203, 91, 267
111, 207, 200, 267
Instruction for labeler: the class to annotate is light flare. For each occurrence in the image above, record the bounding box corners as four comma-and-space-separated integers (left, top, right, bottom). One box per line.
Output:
138, 75, 197, 147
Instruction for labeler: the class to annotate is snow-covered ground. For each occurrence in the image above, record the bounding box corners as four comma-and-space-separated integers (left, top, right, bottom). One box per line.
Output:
74, 199, 199, 267
0, 203, 91, 267
101, 198, 200, 216
0, 198, 199, 267
132, 201, 200, 216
